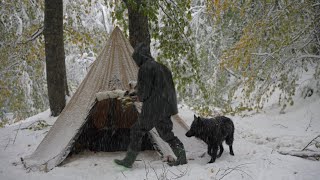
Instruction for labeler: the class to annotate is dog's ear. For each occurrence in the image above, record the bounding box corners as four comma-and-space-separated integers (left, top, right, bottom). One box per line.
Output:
194, 114, 197, 120
194, 115, 202, 123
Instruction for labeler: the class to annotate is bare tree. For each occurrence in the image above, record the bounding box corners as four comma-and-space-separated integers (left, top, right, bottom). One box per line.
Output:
44, 0, 68, 116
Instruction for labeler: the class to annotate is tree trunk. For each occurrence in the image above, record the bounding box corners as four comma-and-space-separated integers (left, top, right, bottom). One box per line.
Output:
44, 0, 67, 116
312, 1, 320, 55
123, 0, 151, 54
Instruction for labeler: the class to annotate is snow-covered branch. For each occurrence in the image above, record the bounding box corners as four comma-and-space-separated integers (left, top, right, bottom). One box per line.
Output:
279, 150, 320, 159
312, 3, 320, 7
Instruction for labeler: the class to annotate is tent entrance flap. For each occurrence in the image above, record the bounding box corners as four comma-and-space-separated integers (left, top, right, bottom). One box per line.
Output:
71, 98, 154, 153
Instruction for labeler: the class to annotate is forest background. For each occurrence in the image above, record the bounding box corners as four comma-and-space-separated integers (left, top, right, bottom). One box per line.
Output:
0, 0, 319, 122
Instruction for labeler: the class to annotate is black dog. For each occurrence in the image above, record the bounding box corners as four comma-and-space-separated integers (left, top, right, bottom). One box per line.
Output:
186, 115, 235, 163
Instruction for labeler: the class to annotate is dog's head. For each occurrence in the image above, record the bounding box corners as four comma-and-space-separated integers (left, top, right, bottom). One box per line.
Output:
185, 115, 203, 137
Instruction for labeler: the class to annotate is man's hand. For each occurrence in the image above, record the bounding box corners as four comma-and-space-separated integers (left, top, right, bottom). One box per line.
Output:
131, 95, 140, 102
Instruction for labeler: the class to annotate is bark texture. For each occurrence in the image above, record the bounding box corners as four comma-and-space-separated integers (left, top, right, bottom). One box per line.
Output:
44, 0, 67, 116
123, 0, 151, 53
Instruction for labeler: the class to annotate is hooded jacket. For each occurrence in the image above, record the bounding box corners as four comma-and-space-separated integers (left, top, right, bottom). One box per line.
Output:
132, 43, 178, 117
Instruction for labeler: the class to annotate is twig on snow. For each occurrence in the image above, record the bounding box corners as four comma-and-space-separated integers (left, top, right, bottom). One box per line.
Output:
305, 119, 312, 132
144, 161, 188, 180
216, 163, 253, 180
120, 170, 127, 178
272, 124, 288, 128
168, 165, 189, 179
160, 163, 169, 180
20, 157, 27, 169
12, 122, 22, 145
19, 120, 52, 130
263, 158, 274, 165
304, 110, 313, 132
149, 162, 160, 180
4, 138, 11, 150
143, 160, 150, 180
302, 135, 320, 151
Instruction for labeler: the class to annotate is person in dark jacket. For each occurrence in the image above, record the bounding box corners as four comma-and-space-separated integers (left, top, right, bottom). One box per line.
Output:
114, 43, 187, 168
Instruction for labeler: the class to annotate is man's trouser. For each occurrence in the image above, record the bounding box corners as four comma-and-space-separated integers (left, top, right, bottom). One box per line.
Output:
115, 115, 187, 167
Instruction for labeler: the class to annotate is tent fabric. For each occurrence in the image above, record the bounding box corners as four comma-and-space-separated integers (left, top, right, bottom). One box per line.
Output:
24, 27, 140, 171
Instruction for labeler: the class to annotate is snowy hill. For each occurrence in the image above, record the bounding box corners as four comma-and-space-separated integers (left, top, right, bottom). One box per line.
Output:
1, 97, 320, 180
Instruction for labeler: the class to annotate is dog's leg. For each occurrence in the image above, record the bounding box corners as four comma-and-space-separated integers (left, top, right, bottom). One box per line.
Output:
207, 144, 213, 156
207, 144, 217, 157
226, 132, 234, 156
217, 143, 224, 158
229, 145, 234, 156
208, 145, 218, 163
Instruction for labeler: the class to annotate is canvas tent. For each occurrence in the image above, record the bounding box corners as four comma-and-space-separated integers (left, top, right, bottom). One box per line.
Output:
23, 27, 207, 172
24, 27, 138, 171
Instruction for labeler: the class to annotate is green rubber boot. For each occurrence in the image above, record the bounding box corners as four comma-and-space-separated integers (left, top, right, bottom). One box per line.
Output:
114, 151, 138, 168
168, 147, 187, 166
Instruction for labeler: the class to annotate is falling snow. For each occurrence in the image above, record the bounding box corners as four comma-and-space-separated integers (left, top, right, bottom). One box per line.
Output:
1, 94, 320, 179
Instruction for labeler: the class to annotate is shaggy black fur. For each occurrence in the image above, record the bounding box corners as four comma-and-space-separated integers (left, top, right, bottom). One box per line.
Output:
185, 115, 235, 163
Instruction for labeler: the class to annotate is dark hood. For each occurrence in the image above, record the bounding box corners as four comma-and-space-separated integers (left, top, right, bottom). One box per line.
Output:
132, 43, 152, 67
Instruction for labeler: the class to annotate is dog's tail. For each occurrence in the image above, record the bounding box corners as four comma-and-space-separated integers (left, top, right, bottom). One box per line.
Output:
225, 121, 234, 146
225, 132, 234, 145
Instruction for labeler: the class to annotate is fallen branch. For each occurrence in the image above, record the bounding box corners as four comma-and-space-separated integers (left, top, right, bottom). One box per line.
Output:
279, 150, 320, 159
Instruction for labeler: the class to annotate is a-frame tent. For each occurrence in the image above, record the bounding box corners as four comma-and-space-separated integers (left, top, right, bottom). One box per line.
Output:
24, 27, 156, 171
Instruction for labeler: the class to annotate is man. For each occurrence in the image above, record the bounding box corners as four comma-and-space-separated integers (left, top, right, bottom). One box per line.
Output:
114, 43, 187, 168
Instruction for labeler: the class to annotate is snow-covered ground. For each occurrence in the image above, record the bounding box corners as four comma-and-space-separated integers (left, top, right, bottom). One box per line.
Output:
1, 96, 320, 180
